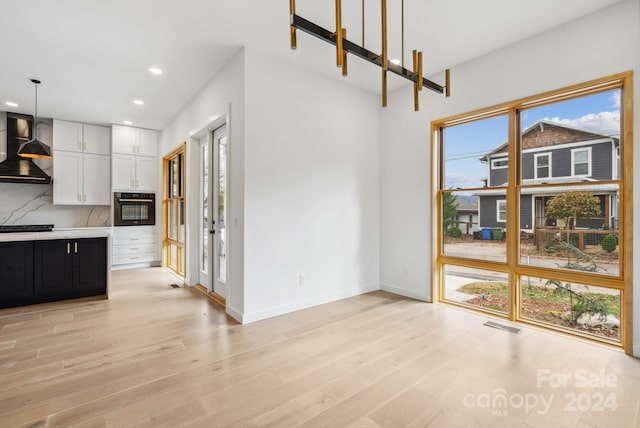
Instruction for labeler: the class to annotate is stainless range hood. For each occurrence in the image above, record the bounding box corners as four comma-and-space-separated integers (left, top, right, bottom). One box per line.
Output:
0, 112, 51, 184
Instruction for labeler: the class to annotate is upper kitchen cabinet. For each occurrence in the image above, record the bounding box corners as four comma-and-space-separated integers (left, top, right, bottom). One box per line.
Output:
53, 120, 111, 205
111, 125, 159, 192
53, 120, 110, 155
112, 125, 158, 156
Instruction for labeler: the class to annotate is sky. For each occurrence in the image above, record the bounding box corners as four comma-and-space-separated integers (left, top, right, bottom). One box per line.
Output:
443, 89, 621, 191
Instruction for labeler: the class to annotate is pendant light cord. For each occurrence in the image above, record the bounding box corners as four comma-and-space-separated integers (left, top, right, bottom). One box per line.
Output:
31, 79, 41, 136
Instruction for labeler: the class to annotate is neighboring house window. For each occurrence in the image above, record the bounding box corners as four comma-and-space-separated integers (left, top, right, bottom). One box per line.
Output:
534, 153, 551, 179
496, 200, 506, 222
491, 158, 508, 169
571, 147, 591, 176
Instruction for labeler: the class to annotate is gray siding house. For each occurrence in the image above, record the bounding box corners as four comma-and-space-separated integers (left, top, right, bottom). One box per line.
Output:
477, 121, 619, 233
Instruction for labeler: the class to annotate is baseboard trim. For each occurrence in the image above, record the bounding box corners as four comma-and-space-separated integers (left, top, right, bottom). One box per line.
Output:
241, 283, 380, 324
380, 283, 430, 302
225, 305, 244, 323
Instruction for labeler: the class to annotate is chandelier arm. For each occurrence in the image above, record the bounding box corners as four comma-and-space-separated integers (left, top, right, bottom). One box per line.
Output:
381, 0, 387, 107
336, 0, 343, 67
291, 14, 446, 95
289, 0, 297, 49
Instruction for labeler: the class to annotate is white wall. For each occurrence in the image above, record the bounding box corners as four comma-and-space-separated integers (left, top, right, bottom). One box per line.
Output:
380, 0, 640, 354
241, 48, 381, 322
160, 50, 245, 319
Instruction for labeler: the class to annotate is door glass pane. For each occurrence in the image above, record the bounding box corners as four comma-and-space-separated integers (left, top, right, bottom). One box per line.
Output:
217, 136, 227, 282
520, 275, 620, 342
443, 264, 508, 315
202, 144, 209, 273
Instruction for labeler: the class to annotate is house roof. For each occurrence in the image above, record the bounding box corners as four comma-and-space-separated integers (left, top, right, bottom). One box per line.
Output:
479, 120, 617, 161
455, 198, 478, 212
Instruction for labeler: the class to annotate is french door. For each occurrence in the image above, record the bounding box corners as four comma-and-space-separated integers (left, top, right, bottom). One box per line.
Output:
199, 124, 228, 298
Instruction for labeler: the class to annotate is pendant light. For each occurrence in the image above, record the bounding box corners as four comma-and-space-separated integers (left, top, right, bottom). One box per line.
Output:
18, 79, 52, 159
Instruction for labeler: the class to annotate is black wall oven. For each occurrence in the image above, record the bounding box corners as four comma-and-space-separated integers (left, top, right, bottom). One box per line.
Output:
114, 192, 155, 226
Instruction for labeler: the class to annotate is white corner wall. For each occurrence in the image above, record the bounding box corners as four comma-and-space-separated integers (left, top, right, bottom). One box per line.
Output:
160, 50, 245, 320
380, 0, 640, 354
241, 48, 381, 323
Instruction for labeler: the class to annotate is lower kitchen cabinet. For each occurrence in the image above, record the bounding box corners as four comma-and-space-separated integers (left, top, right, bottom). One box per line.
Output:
112, 226, 159, 267
34, 238, 107, 299
0, 237, 108, 309
0, 241, 34, 304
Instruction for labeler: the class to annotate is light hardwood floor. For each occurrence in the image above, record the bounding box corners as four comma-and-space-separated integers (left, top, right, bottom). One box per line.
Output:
1, 267, 639, 427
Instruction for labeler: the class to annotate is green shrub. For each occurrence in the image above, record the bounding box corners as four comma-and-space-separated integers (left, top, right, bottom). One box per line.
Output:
600, 234, 617, 253
446, 227, 463, 238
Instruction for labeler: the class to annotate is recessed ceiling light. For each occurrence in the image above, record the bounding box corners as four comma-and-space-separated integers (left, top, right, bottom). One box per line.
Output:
123, 120, 133, 125
133, 99, 145, 106
390, 58, 401, 65
5, 101, 18, 107
149, 67, 163, 75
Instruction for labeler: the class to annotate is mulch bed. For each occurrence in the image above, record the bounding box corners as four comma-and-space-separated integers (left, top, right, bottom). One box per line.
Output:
466, 294, 620, 339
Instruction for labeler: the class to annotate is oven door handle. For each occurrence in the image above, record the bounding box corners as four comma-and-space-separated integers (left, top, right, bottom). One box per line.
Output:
117, 199, 154, 203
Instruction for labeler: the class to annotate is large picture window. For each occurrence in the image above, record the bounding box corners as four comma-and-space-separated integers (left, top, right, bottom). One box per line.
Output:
433, 73, 632, 352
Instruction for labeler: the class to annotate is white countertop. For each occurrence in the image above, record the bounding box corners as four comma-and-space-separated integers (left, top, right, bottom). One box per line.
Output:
0, 228, 112, 243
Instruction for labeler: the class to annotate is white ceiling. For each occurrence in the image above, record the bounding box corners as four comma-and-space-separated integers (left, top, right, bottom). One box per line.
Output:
0, 0, 625, 130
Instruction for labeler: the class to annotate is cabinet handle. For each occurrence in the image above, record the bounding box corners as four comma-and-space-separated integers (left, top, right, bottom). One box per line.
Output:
131, 180, 135, 188
131, 248, 139, 251
130, 238, 140, 241
67, 243, 71, 254
136, 180, 139, 188
78, 194, 82, 202
74, 242, 78, 253
83, 194, 87, 202
83, 142, 87, 151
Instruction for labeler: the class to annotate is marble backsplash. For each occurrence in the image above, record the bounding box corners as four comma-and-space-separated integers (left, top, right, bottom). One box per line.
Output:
0, 111, 111, 228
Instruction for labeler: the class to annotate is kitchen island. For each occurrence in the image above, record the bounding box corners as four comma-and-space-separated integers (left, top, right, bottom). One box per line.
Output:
0, 228, 110, 309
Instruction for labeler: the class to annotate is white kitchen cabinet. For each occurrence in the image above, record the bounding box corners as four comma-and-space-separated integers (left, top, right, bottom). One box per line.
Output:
53, 151, 110, 205
112, 125, 158, 156
52, 120, 111, 206
111, 225, 159, 267
53, 120, 110, 155
111, 125, 158, 192
112, 154, 156, 192
136, 128, 158, 156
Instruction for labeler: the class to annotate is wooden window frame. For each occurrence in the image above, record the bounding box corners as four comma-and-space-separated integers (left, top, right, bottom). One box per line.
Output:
162, 143, 187, 277
432, 72, 633, 354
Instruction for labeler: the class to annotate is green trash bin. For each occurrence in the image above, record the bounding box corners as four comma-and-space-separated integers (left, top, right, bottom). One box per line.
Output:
492, 228, 504, 240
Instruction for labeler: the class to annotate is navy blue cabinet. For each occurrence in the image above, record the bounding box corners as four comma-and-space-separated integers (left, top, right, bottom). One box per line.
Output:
34, 238, 107, 299
0, 237, 106, 309
0, 241, 34, 305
